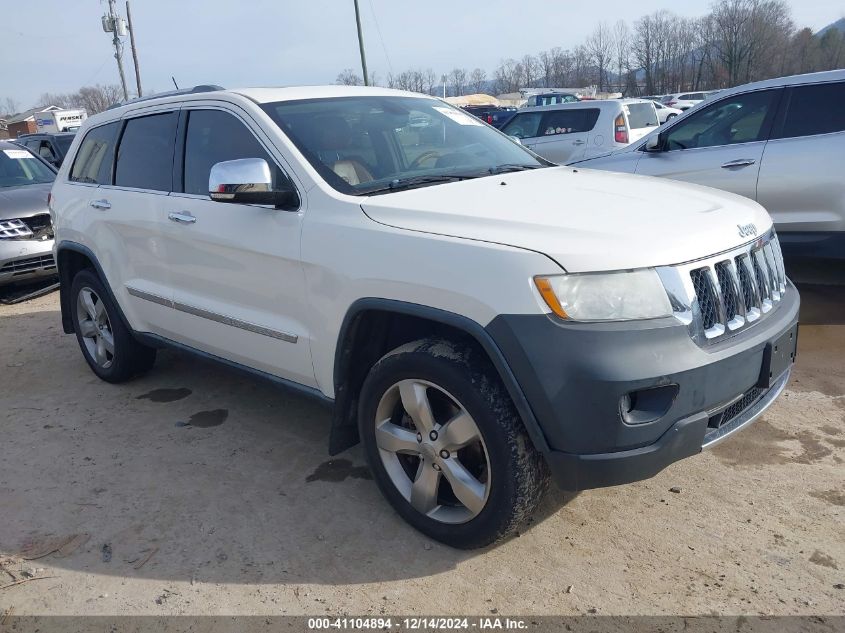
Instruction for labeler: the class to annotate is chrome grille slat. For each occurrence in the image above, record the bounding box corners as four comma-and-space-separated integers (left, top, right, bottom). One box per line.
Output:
656, 231, 787, 347
0, 219, 35, 240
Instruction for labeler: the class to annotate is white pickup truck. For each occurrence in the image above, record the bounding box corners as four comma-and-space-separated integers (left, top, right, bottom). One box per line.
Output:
50, 85, 799, 548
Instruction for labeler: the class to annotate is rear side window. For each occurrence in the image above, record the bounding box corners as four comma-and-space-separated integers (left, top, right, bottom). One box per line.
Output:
776, 82, 845, 139
70, 122, 119, 184
115, 112, 177, 191
182, 109, 291, 196
539, 108, 600, 135
625, 103, 659, 129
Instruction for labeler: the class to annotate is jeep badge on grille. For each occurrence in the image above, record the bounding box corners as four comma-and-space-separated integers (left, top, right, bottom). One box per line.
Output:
737, 223, 758, 238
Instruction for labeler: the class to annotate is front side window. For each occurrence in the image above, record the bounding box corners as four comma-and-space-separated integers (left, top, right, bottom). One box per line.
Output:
115, 112, 177, 191
182, 109, 293, 196
776, 81, 845, 139
0, 146, 55, 188
70, 122, 120, 184
501, 112, 543, 139
262, 96, 546, 195
663, 90, 778, 151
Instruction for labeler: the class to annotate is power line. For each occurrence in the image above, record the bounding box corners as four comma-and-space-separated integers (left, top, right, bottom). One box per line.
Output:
367, 0, 393, 76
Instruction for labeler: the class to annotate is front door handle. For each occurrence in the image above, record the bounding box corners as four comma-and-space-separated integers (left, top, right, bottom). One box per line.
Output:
90, 199, 111, 210
168, 211, 196, 224
721, 159, 756, 168
572, 139, 586, 146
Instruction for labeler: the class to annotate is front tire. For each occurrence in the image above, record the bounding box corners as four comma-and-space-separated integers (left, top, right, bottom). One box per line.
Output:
70, 269, 156, 383
358, 338, 549, 549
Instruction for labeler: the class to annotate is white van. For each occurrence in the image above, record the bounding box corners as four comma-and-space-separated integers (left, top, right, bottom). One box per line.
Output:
500, 99, 659, 163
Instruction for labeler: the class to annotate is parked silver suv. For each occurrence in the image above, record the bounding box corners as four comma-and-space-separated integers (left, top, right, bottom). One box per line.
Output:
573, 70, 845, 259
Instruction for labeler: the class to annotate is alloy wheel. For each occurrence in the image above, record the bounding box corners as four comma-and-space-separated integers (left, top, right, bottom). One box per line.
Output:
76, 287, 115, 369
374, 379, 491, 524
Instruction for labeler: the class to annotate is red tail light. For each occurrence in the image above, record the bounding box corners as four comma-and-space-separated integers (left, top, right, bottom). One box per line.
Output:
667, 101, 678, 107
487, 114, 493, 124
614, 114, 629, 144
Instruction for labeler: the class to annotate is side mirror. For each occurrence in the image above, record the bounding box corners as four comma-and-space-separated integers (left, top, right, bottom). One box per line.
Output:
209, 158, 299, 210
645, 133, 664, 152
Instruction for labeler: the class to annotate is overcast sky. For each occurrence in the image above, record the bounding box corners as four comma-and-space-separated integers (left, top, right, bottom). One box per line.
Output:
1, 0, 842, 109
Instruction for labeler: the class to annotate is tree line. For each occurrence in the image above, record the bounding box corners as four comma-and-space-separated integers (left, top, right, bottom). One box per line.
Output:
337, 0, 844, 97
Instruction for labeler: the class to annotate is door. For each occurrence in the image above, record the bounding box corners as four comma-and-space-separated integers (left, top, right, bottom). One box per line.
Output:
94, 110, 180, 335
636, 89, 781, 201
757, 80, 845, 242
162, 106, 315, 387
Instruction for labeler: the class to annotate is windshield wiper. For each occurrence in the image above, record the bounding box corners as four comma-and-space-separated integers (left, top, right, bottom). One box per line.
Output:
486, 163, 546, 175
355, 174, 480, 195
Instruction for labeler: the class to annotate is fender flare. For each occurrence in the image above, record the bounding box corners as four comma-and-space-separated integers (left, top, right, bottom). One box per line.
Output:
56, 241, 132, 336
331, 298, 551, 455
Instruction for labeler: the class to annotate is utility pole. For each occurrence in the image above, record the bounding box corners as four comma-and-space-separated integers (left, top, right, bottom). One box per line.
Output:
103, 0, 129, 101
353, 0, 369, 86
125, 1, 142, 97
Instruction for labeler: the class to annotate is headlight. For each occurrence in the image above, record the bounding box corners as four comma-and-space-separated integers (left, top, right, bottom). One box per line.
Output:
534, 269, 673, 322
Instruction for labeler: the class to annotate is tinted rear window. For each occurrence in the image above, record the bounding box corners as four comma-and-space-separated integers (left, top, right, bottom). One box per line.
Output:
625, 103, 659, 129
777, 81, 845, 139
70, 122, 120, 185
115, 112, 177, 191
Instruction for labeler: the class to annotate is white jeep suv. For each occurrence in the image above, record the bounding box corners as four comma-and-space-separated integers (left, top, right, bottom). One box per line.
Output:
50, 85, 799, 548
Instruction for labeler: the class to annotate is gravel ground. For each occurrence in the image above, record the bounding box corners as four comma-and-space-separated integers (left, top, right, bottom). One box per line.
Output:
0, 269, 842, 618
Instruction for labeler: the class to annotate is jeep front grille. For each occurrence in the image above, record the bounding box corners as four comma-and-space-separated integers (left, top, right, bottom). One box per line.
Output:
657, 231, 787, 346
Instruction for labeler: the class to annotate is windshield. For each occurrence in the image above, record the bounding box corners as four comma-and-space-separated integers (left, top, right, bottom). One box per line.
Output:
0, 147, 55, 188
261, 96, 547, 195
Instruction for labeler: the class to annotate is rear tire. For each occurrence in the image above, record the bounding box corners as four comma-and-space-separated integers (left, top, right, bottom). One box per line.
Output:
70, 269, 156, 383
358, 338, 549, 549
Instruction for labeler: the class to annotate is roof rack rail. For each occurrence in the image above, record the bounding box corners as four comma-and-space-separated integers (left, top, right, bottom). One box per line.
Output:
107, 85, 224, 110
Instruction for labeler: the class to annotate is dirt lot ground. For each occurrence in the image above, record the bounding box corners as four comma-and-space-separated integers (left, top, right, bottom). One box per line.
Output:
0, 262, 843, 619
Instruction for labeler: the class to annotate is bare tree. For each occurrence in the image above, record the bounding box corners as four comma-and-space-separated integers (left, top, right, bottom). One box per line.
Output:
587, 22, 613, 92
1, 97, 20, 116
612, 21, 630, 93
518, 54, 539, 88
469, 68, 487, 93
336, 68, 363, 86
448, 68, 468, 96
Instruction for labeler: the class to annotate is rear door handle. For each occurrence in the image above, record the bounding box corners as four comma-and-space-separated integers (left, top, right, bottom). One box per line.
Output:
721, 159, 756, 168
168, 211, 196, 224
90, 199, 111, 210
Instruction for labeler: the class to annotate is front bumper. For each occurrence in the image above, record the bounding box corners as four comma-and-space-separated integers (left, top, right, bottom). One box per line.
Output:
486, 281, 800, 491
0, 239, 57, 287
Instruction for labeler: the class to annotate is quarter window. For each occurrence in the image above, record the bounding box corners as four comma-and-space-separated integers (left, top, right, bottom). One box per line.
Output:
663, 90, 778, 151
776, 82, 845, 139
182, 109, 291, 196
115, 112, 177, 191
69, 122, 120, 185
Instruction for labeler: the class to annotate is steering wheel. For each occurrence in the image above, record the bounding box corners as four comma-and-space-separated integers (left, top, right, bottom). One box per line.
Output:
408, 150, 441, 170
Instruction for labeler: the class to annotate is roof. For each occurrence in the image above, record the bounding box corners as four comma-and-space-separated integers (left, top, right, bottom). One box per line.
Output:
92, 85, 433, 123
6, 105, 60, 124
231, 85, 426, 103
713, 69, 845, 98
521, 98, 648, 113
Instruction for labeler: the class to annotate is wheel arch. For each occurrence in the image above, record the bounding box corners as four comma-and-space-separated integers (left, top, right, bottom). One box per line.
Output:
330, 298, 551, 457
56, 241, 130, 336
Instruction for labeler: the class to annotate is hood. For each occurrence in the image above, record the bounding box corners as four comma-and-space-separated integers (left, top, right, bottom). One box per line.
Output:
0, 183, 52, 220
360, 166, 773, 273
